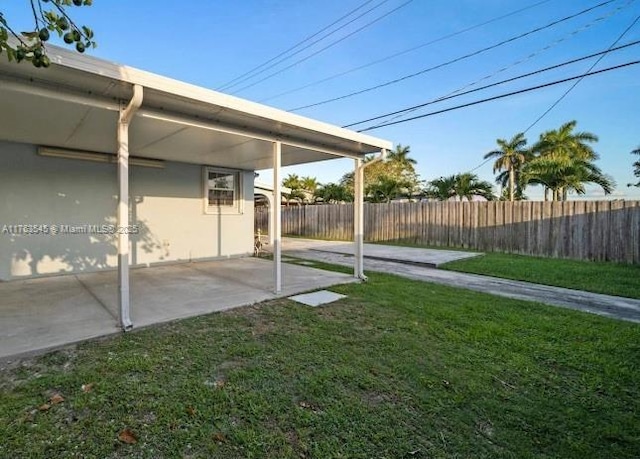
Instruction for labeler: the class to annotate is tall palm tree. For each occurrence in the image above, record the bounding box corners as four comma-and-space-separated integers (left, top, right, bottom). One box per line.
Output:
560, 161, 615, 198
388, 144, 417, 167
495, 169, 528, 200
526, 121, 608, 200
527, 159, 614, 200
484, 132, 529, 201
533, 121, 598, 165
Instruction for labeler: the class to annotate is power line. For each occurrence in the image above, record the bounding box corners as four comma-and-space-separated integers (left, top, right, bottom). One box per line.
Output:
258, 0, 554, 103
355, 61, 639, 132
342, 40, 640, 128
288, 0, 618, 112
460, 2, 637, 177
230, 0, 414, 95
357, 0, 631, 130
217, 0, 387, 92
468, 157, 494, 173
523, 12, 640, 133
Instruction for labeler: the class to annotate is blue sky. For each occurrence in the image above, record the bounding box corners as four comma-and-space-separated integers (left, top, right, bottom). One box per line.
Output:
4, 0, 639, 199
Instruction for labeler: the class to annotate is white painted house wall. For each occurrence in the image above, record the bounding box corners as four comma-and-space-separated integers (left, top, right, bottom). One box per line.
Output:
0, 140, 254, 280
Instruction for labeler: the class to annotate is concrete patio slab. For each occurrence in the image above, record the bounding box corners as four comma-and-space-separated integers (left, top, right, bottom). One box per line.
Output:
0, 275, 119, 359
0, 257, 357, 360
283, 237, 481, 267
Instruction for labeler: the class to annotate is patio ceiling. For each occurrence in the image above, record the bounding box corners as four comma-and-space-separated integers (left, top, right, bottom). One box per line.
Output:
0, 46, 392, 170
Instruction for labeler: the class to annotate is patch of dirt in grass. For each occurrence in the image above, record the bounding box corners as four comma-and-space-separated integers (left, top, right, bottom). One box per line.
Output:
250, 319, 278, 338
475, 418, 495, 438
205, 359, 247, 388
0, 347, 79, 391
286, 429, 309, 457
361, 390, 400, 407
224, 301, 287, 338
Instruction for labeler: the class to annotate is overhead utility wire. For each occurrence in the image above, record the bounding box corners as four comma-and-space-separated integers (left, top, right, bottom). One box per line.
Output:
523, 11, 640, 132
230, 0, 414, 95
288, 0, 617, 112
358, 0, 631, 130
355, 61, 640, 132
217, 0, 387, 91
258, 0, 554, 103
341, 40, 640, 129
217, 0, 378, 90
465, 2, 637, 175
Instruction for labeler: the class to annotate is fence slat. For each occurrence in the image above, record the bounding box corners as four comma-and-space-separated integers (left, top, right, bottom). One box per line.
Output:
263, 201, 640, 263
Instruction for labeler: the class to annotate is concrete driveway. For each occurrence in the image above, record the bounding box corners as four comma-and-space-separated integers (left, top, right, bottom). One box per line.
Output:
0, 257, 357, 360
282, 237, 481, 267
283, 242, 640, 324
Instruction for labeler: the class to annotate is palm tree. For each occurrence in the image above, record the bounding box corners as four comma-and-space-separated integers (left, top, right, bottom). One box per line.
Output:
365, 177, 408, 203
425, 174, 494, 201
300, 176, 319, 203
315, 183, 353, 203
495, 170, 528, 200
526, 121, 609, 200
533, 120, 598, 164
560, 161, 615, 198
526, 158, 614, 200
425, 175, 457, 201
484, 132, 529, 201
452, 173, 495, 201
388, 144, 417, 167
282, 173, 304, 204
631, 146, 640, 187
282, 173, 301, 190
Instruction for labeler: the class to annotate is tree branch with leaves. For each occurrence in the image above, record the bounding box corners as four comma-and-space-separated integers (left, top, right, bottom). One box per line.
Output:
630, 146, 640, 188
0, 0, 95, 68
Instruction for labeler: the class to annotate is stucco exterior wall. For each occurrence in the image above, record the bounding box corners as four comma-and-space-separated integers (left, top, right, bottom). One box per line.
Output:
0, 141, 254, 280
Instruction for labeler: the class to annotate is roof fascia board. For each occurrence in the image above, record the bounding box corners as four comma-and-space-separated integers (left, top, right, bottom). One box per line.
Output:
138, 108, 369, 160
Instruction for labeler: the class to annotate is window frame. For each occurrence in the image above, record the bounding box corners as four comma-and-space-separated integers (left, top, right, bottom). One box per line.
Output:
203, 167, 244, 215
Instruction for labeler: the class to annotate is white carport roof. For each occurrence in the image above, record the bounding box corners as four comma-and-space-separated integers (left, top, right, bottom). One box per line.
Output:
0, 45, 392, 169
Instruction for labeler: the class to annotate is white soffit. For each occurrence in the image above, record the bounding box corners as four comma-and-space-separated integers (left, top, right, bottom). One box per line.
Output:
0, 45, 392, 169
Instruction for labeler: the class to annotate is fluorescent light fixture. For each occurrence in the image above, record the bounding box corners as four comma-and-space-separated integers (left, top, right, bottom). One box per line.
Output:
38, 146, 165, 168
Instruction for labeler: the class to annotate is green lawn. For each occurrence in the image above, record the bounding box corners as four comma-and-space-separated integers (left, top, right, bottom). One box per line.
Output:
2, 271, 639, 458
374, 239, 640, 299
441, 252, 640, 299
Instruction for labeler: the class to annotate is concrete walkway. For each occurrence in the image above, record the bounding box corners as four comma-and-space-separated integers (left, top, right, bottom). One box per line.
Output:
283, 238, 640, 324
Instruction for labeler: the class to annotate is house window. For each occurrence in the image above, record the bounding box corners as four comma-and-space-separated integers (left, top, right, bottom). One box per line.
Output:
204, 167, 243, 214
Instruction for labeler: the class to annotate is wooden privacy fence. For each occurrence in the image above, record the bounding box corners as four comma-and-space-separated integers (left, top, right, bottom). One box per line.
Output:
258, 201, 640, 263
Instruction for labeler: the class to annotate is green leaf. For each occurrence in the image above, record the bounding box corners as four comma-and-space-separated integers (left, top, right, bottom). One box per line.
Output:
44, 12, 60, 22
82, 26, 94, 38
